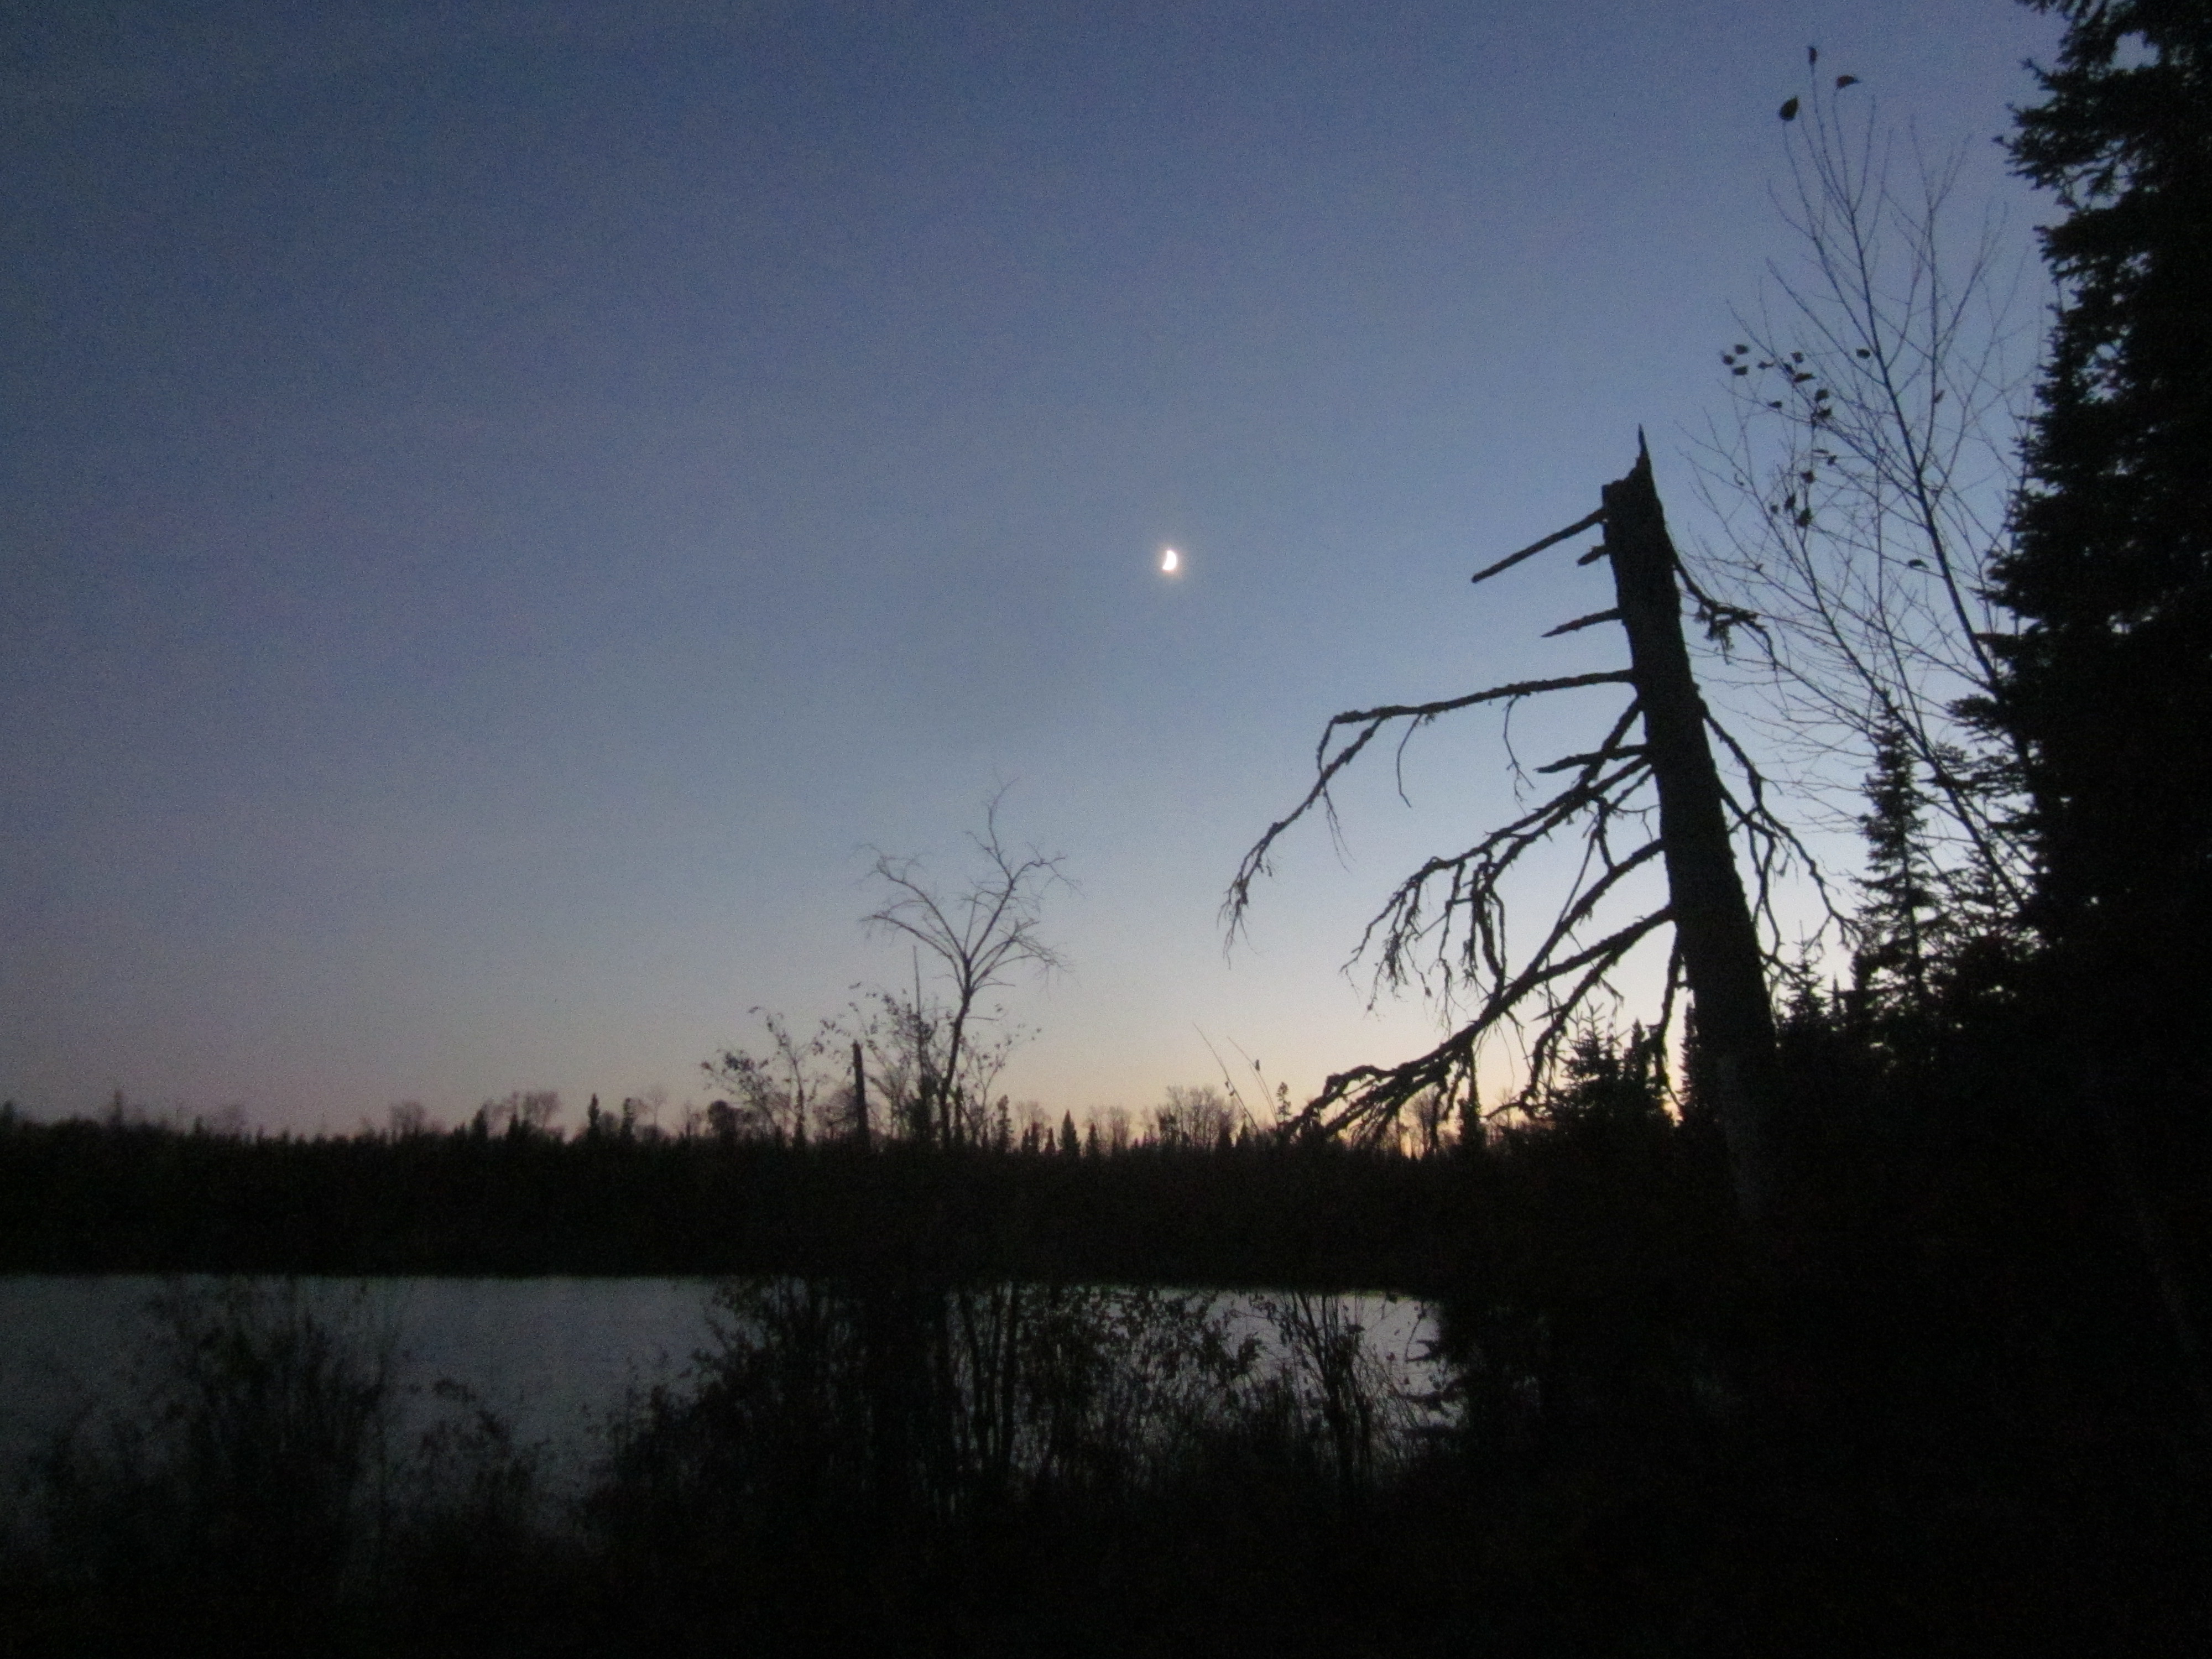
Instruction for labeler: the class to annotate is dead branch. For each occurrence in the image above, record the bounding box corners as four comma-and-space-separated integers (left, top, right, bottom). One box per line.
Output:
1223, 671, 1636, 940
1542, 608, 1624, 638
1231, 446, 1802, 1221
1305, 907, 1674, 1138
1469, 507, 1608, 586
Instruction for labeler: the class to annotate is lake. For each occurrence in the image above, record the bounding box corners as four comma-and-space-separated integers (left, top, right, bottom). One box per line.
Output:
0, 1276, 1447, 1506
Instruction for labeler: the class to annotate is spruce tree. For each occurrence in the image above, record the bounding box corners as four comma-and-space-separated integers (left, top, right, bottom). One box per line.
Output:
1852, 723, 1938, 1026
1991, 0, 2212, 1405
1994, 0, 2212, 1006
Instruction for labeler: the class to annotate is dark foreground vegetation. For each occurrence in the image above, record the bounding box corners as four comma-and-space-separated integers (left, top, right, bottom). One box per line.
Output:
4, 1026, 2208, 1656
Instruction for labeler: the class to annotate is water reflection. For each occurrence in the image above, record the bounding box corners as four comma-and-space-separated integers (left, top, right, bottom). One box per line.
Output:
0, 1275, 1447, 1505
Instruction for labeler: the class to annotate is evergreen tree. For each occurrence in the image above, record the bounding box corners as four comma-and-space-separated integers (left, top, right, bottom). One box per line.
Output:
1990, 0, 2212, 1406
1852, 723, 1938, 1024
1528, 1025, 1671, 1135
1992, 0, 2212, 1002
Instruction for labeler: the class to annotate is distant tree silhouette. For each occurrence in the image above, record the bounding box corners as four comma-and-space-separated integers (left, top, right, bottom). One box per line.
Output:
1851, 722, 1939, 1025
863, 791, 1069, 1150
475, 1091, 561, 1140
1151, 1085, 1236, 1150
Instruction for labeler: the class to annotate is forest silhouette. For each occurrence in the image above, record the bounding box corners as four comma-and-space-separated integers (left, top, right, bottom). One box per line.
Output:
7, 2, 2212, 1650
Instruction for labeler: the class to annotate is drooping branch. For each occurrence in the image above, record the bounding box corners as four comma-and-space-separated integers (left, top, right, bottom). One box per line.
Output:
1354, 755, 1655, 1003
1223, 670, 1636, 938
1305, 906, 1675, 1139
1703, 707, 1847, 954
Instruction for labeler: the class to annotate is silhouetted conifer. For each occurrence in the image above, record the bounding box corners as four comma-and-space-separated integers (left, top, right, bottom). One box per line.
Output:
1991, 0, 2212, 1021
1853, 723, 1938, 1023
1987, 0, 2212, 1412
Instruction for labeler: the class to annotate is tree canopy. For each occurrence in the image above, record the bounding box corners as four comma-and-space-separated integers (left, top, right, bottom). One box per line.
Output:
1992, 0, 2212, 983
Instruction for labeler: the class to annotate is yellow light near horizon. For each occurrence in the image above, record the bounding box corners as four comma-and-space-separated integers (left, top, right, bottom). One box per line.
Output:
1160, 547, 1180, 574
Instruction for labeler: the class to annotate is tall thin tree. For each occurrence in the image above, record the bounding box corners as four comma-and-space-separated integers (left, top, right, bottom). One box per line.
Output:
1987, 0, 2212, 1417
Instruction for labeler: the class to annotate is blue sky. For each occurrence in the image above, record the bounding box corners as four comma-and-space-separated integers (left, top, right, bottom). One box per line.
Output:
0, 0, 2057, 1130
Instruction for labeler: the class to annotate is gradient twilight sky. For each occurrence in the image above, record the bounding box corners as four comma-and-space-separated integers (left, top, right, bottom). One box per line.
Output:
1, 1, 2057, 1131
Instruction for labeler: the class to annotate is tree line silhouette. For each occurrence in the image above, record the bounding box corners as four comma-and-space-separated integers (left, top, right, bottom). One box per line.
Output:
0, 1095, 1480, 1286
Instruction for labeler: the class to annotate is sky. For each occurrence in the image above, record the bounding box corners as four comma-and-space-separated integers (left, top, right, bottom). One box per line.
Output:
0, 0, 2060, 1133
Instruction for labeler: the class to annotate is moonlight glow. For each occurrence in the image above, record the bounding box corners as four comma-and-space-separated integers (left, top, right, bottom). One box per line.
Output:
1160, 547, 1181, 574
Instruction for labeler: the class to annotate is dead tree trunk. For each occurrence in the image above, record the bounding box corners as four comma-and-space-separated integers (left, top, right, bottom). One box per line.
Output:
1230, 437, 1802, 1226
851, 1039, 872, 1151
1603, 442, 1786, 1220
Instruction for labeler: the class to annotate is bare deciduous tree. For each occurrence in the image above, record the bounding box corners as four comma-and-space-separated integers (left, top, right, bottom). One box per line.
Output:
1151, 1084, 1238, 1150
1694, 63, 2035, 909
474, 1089, 562, 1139
703, 796, 1067, 1151
864, 791, 1070, 1150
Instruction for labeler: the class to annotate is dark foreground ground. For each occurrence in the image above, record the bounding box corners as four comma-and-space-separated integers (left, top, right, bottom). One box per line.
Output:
3, 1255, 2203, 1658
4, 1083, 2209, 1658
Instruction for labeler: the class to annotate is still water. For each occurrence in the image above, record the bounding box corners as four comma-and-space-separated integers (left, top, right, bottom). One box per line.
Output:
0, 1277, 1443, 1499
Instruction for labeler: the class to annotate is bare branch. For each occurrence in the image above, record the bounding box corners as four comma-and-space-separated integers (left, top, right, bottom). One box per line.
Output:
1542, 608, 1624, 638
1689, 65, 2033, 910
1223, 671, 1635, 941
1469, 506, 1609, 586
1536, 744, 1647, 774
1302, 906, 1674, 1139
